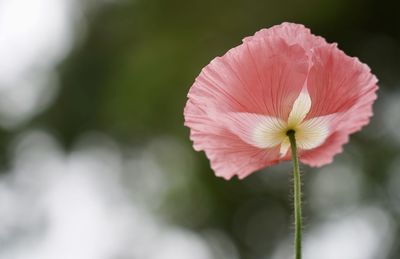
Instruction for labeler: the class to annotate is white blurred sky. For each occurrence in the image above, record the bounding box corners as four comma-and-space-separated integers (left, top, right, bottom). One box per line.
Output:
0, 0, 79, 128
0, 131, 238, 259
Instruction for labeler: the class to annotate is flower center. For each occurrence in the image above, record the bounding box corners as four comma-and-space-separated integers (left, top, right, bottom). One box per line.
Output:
252, 91, 331, 157
286, 129, 296, 136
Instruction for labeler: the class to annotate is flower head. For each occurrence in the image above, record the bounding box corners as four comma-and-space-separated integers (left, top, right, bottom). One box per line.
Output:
184, 22, 378, 180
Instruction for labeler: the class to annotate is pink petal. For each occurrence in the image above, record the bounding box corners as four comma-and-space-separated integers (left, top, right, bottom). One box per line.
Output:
306, 45, 378, 118
301, 45, 378, 167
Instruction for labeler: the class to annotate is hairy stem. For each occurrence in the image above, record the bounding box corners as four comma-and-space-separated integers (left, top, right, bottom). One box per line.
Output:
287, 130, 302, 259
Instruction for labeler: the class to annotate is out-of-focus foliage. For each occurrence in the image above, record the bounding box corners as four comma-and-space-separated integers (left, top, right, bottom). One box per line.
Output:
1, 0, 400, 258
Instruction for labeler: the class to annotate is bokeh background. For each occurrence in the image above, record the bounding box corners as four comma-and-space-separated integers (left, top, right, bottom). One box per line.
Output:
0, 0, 399, 258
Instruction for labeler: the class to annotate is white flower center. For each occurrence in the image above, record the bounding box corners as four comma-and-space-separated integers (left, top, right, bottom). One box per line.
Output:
253, 91, 330, 157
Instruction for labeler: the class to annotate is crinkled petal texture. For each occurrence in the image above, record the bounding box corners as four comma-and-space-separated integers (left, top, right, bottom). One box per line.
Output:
184, 22, 378, 179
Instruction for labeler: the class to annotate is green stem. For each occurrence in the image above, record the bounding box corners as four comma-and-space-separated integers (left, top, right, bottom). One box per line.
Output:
287, 130, 302, 259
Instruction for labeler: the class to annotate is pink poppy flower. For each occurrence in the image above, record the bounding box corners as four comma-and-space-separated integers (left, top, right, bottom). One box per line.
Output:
184, 22, 378, 180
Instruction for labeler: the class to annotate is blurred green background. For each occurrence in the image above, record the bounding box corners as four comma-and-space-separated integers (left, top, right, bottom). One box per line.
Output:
0, 0, 399, 258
